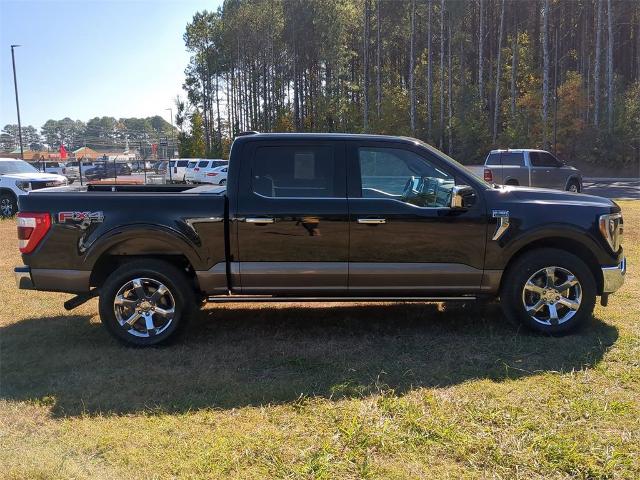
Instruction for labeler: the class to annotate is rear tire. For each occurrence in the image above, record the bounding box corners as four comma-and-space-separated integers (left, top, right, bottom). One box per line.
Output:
0, 192, 18, 218
98, 259, 196, 346
500, 248, 596, 335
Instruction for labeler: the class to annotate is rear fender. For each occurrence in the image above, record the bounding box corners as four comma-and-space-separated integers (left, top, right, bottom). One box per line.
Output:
82, 224, 205, 271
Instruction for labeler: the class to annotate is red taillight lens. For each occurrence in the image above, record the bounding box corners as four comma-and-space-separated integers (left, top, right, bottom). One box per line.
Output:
17, 212, 51, 254
206, 172, 219, 176
484, 168, 493, 182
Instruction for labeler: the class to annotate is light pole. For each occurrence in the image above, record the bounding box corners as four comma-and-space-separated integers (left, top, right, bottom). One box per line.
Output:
10, 44, 24, 160
165, 107, 174, 182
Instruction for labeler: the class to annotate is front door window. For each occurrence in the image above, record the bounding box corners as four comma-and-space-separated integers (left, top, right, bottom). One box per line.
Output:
359, 147, 454, 208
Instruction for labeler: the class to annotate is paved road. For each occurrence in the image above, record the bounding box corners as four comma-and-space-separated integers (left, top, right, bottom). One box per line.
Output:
582, 178, 639, 200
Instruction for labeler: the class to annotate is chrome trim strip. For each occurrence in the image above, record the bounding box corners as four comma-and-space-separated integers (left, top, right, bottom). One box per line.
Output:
357, 218, 386, 224
206, 295, 476, 303
244, 217, 275, 224
602, 257, 626, 294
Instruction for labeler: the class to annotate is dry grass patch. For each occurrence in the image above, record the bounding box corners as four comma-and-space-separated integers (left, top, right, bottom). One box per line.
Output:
1, 201, 639, 479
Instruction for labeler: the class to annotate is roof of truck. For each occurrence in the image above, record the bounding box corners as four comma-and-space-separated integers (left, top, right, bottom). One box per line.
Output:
488, 149, 549, 154
233, 132, 422, 143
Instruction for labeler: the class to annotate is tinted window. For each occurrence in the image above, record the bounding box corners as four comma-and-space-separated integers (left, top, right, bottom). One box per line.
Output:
486, 153, 501, 165
211, 160, 227, 168
177, 160, 189, 167
252, 145, 340, 198
501, 152, 525, 166
198, 160, 209, 167
530, 152, 560, 167
187, 161, 197, 168
359, 147, 454, 207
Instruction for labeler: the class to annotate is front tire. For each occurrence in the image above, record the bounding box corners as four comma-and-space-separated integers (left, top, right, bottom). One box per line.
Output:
98, 259, 196, 346
566, 179, 581, 193
500, 248, 596, 334
0, 192, 18, 218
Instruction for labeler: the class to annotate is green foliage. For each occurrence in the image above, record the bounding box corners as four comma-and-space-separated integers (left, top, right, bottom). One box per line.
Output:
186, 0, 636, 170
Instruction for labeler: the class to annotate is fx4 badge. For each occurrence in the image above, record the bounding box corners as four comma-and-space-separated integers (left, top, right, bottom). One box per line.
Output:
58, 211, 104, 229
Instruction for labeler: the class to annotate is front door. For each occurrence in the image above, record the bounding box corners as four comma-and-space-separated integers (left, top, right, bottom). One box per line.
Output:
530, 151, 564, 189
235, 141, 348, 294
347, 142, 487, 294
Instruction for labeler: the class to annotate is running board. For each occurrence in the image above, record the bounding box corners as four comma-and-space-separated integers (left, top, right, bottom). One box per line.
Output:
206, 295, 476, 303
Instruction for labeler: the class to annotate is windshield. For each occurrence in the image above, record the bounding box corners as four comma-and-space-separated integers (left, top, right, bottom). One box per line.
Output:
0, 160, 40, 175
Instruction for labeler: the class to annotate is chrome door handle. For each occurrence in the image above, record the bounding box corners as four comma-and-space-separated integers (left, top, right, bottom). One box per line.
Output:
245, 217, 274, 224
357, 218, 386, 224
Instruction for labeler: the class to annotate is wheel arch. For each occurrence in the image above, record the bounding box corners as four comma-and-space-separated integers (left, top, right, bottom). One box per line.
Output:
500, 237, 604, 294
84, 225, 205, 290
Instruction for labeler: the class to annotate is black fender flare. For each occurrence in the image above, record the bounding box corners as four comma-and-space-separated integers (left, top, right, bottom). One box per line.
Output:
82, 223, 205, 271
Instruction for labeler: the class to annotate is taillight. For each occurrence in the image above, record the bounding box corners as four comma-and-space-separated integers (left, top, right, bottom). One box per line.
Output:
17, 212, 51, 254
484, 168, 493, 182
206, 172, 219, 176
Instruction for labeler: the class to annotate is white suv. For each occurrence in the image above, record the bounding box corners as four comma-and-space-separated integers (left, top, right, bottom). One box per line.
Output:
168, 159, 191, 183
0, 158, 68, 218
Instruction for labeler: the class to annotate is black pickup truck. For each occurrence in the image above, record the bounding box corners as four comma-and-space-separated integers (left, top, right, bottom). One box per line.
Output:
14, 133, 626, 346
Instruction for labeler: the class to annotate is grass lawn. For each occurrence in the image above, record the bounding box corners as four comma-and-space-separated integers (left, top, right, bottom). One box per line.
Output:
1, 201, 638, 479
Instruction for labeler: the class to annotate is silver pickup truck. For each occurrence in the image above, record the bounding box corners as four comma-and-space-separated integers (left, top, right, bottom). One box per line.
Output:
483, 149, 583, 192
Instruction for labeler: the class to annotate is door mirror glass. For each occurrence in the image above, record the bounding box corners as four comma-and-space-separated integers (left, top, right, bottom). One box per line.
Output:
450, 185, 476, 209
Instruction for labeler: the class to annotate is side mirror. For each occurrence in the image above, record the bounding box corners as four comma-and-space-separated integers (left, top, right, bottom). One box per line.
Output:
451, 185, 476, 209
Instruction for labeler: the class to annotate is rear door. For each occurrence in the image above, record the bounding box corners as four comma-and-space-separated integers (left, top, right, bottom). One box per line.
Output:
499, 152, 527, 186
235, 140, 348, 294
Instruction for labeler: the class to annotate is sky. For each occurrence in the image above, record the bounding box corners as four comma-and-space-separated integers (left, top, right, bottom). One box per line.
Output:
0, 0, 222, 130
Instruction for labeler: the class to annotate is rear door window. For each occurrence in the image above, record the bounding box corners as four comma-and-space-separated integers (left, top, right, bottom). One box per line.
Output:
500, 152, 525, 166
198, 160, 209, 168
187, 161, 197, 168
177, 160, 188, 167
252, 145, 342, 198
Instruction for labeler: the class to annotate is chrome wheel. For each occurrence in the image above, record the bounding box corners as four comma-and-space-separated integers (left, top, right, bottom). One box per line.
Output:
113, 277, 176, 338
1, 197, 15, 217
522, 266, 582, 326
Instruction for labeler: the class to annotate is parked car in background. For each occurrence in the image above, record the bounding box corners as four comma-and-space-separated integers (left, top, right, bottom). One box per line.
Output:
193, 160, 228, 184
184, 160, 199, 183
0, 158, 67, 217
199, 165, 228, 185
40, 161, 80, 184
168, 159, 190, 182
13, 133, 625, 346
84, 161, 132, 180
152, 161, 168, 175
483, 149, 582, 192
65, 160, 94, 181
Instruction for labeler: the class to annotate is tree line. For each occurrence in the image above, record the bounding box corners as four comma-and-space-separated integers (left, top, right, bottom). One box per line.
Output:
0, 116, 176, 153
179, 0, 640, 169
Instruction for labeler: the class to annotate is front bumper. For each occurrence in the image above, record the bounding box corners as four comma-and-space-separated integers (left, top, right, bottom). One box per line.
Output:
15, 265, 34, 290
602, 257, 626, 294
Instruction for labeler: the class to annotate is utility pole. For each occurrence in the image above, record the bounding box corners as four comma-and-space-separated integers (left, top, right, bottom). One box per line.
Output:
165, 108, 173, 182
10, 45, 24, 160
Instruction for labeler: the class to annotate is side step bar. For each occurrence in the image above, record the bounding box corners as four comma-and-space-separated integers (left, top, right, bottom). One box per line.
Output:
206, 295, 476, 303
